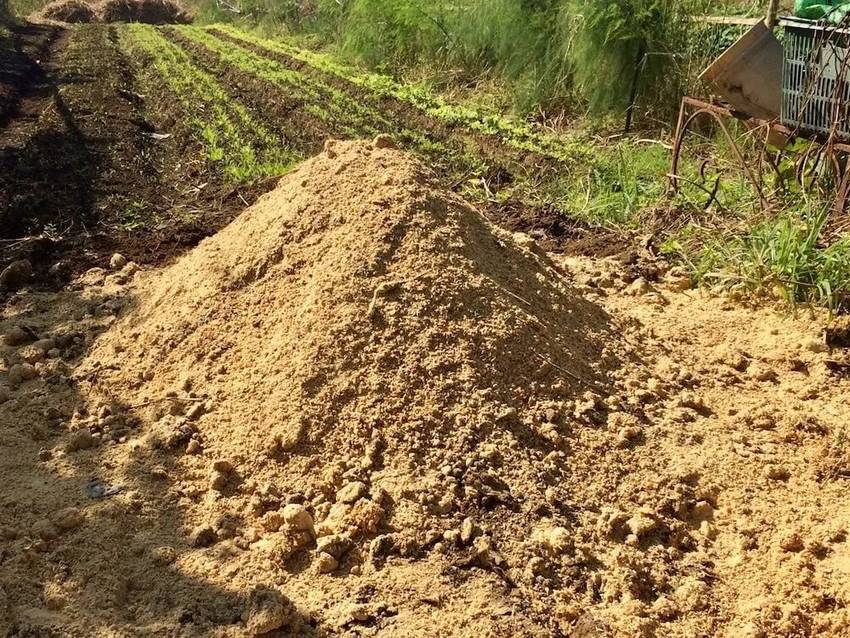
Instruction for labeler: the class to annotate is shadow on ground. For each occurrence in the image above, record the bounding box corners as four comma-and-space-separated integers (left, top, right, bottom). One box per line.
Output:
0, 282, 320, 637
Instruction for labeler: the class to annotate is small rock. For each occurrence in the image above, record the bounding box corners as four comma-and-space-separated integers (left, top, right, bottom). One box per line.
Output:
109, 253, 127, 270
209, 470, 228, 492
316, 534, 353, 560
18, 344, 44, 364
3, 326, 33, 346
190, 525, 217, 548
245, 586, 293, 636
122, 261, 139, 276
748, 365, 778, 383
336, 481, 367, 504
626, 510, 658, 539
442, 528, 461, 546
0, 259, 32, 291
315, 552, 339, 574
32, 338, 56, 353
212, 459, 233, 474
626, 277, 652, 296
780, 532, 804, 553
533, 525, 571, 554
48, 261, 71, 281
51, 507, 84, 531
372, 134, 397, 150
803, 338, 829, 354
7, 362, 37, 386
186, 402, 206, 421
765, 466, 791, 481
691, 501, 714, 521
282, 504, 314, 532
32, 519, 59, 541
459, 517, 478, 544
186, 439, 202, 455
261, 511, 285, 532
0, 386, 11, 404
617, 426, 642, 448
150, 545, 177, 565
66, 428, 94, 452
698, 520, 717, 540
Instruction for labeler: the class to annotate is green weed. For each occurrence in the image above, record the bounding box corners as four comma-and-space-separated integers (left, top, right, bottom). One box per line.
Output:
677, 204, 850, 312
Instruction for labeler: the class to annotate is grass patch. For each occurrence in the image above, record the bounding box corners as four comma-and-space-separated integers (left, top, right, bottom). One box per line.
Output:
121, 24, 298, 183
672, 205, 850, 312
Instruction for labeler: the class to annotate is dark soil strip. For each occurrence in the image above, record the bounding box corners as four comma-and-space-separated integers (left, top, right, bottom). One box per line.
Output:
0, 24, 249, 281
0, 21, 60, 127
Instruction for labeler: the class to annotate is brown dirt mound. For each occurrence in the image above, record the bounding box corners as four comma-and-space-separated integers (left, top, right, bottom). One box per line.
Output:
97, 0, 190, 24
37, 0, 97, 23
67, 139, 701, 635
7, 141, 849, 636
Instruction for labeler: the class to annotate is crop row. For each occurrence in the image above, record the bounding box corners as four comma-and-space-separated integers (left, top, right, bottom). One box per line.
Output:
209, 25, 590, 165
172, 26, 446, 156
120, 24, 298, 183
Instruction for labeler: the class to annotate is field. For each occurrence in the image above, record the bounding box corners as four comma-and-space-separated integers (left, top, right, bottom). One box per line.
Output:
2, 12, 850, 638
0, 19, 760, 273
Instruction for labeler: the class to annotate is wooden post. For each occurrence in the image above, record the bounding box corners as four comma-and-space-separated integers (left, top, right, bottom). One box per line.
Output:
766, 0, 780, 28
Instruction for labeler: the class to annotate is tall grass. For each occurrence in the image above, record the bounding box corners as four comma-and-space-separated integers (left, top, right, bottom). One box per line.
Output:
192, 0, 716, 123
568, 0, 709, 119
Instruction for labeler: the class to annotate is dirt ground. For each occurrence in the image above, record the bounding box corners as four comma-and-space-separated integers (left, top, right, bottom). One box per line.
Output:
0, 22, 258, 281
2, 140, 850, 638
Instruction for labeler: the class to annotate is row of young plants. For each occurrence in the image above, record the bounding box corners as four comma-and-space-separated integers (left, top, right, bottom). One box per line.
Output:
172, 25, 440, 153
120, 24, 297, 183
210, 24, 590, 165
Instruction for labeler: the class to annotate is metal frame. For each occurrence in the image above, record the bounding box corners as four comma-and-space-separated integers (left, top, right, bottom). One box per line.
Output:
669, 96, 850, 213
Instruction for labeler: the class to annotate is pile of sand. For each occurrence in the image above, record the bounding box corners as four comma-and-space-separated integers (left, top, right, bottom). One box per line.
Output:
97, 0, 190, 23
37, 0, 97, 22
63, 139, 721, 635
4, 141, 850, 637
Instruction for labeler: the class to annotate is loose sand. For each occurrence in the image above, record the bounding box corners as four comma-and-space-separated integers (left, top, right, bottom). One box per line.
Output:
1, 140, 849, 637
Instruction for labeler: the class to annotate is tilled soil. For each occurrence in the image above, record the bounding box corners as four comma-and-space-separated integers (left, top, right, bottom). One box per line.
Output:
0, 24, 252, 280
0, 22, 60, 125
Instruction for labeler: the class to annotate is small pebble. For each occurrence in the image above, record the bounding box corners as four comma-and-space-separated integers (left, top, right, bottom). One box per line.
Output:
282, 504, 314, 532
336, 481, 367, 504
316, 552, 339, 574
190, 525, 217, 547
109, 253, 127, 270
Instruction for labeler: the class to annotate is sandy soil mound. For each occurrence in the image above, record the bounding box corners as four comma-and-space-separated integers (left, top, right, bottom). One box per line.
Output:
3, 140, 850, 637
37, 0, 97, 23
97, 0, 190, 24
